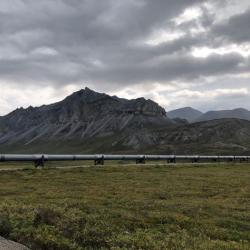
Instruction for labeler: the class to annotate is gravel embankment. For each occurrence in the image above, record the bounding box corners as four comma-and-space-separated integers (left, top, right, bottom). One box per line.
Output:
0, 237, 29, 250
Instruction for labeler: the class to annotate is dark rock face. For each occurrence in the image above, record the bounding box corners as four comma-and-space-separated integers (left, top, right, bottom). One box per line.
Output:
0, 88, 172, 145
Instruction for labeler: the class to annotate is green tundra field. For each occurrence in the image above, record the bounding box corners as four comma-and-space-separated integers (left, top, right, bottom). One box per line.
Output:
0, 163, 249, 250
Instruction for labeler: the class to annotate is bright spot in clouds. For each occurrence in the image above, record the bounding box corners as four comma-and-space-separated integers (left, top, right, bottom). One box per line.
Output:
31, 47, 59, 57
145, 30, 185, 46
173, 7, 203, 25
192, 44, 250, 58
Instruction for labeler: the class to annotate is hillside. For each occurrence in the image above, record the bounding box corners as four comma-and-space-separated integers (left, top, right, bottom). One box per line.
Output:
149, 118, 250, 155
1, 118, 250, 155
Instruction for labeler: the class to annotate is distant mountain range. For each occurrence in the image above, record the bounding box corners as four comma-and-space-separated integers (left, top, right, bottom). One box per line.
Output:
1, 88, 250, 155
195, 108, 250, 122
167, 107, 203, 122
167, 107, 250, 123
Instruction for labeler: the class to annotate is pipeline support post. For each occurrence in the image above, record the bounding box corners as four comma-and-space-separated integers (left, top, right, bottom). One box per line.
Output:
136, 156, 146, 164
34, 155, 45, 168
94, 156, 104, 165
240, 158, 246, 163
192, 157, 198, 163
168, 158, 176, 164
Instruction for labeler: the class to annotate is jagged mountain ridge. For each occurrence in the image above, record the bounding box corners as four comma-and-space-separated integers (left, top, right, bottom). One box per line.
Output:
0, 88, 173, 145
1, 88, 250, 155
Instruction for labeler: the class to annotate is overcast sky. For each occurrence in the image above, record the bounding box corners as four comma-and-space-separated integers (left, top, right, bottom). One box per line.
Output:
1, 0, 250, 115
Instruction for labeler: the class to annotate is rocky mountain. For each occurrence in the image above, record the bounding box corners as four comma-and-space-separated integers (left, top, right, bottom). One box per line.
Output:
0, 87, 173, 146
1, 88, 250, 155
195, 108, 250, 122
167, 107, 203, 122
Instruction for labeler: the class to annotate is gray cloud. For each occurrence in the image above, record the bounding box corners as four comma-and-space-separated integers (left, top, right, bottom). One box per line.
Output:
212, 7, 250, 43
0, 0, 208, 86
0, 0, 250, 114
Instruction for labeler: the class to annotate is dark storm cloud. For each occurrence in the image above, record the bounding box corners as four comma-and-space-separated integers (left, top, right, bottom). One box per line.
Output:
0, 0, 211, 88
84, 52, 245, 85
212, 8, 250, 43
0, 0, 250, 98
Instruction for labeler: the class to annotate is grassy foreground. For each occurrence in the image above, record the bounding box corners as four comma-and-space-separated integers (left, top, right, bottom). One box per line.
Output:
0, 164, 249, 250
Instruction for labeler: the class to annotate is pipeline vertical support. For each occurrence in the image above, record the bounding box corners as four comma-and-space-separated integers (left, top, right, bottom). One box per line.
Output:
34, 155, 45, 168
240, 158, 246, 163
136, 156, 146, 164
192, 158, 198, 163
168, 157, 176, 164
94, 156, 104, 165
234, 156, 236, 163
0, 155, 5, 163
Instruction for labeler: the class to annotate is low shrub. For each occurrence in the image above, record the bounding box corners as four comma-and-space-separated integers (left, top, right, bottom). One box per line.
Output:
0, 214, 12, 237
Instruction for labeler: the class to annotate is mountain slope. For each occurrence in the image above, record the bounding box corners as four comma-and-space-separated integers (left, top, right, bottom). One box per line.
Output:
150, 118, 250, 154
115, 118, 250, 155
195, 108, 250, 122
167, 107, 203, 122
1, 118, 250, 155
0, 88, 173, 146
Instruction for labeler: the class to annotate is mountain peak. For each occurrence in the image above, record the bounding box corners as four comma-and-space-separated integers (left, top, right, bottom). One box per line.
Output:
75, 87, 100, 95
64, 87, 108, 103
82, 87, 98, 94
84, 86, 92, 91
167, 107, 203, 122
233, 108, 249, 112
